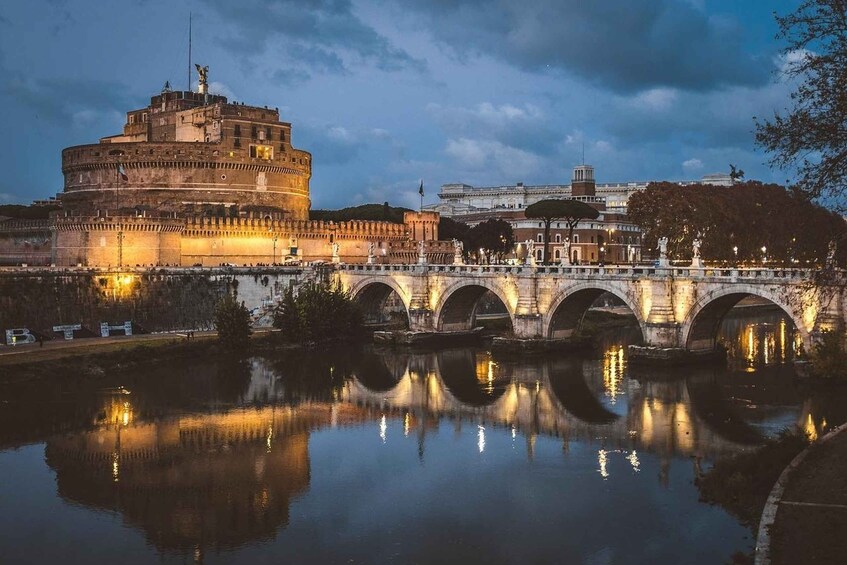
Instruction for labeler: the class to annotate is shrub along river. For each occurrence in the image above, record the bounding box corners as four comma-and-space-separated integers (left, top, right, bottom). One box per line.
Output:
1, 309, 845, 564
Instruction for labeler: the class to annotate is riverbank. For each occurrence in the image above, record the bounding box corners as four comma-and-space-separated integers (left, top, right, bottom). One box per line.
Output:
765, 424, 847, 564
0, 330, 287, 385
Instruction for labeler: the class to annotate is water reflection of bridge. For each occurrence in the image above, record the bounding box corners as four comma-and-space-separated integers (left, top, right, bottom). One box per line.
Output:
35, 337, 833, 559
343, 348, 768, 462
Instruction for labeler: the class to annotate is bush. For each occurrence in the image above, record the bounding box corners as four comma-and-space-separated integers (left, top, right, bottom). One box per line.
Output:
810, 330, 847, 380
214, 294, 252, 349
273, 281, 362, 344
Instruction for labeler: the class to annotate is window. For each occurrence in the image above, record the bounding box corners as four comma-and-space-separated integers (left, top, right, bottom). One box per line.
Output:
536, 233, 543, 243
234, 139, 241, 148
251, 125, 257, 138
555, 234, 561, 243
250, 144, 273, 160
590, 236, 594, 243
280, 143, 286, 152
129, 115, 135, 125
266, 127, 272, 141
574, 235, 579, 243
258, 129, 265, 141
280, 130, 286, 142
234, 124, 241, 137
142, 113, 148, 123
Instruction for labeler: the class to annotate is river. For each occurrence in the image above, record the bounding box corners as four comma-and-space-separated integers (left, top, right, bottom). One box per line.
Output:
0, 309, 844, 564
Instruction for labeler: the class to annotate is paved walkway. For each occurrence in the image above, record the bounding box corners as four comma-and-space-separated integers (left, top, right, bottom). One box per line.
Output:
0, 332, 215, 365
765, 425, 847, 564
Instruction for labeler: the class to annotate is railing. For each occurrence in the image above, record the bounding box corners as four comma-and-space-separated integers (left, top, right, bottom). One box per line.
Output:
335, 262, 830, 281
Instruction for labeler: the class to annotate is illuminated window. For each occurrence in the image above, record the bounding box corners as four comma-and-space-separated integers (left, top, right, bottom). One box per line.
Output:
250, 144, 273, 160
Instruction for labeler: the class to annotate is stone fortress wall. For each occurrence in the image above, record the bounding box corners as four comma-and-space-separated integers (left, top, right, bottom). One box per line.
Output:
61, 140, 311, 220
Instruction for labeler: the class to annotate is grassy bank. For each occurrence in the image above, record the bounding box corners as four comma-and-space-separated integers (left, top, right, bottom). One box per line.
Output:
696, 432, 808, 528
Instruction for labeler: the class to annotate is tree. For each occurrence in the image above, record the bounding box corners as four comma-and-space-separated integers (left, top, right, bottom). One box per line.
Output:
755, 1, 847, 210
627, 181, 847, 264
273, 281, 363, 344
525, 199, 599, 263
214, 294, 252, 349
466, 219, 514, 262
438, 216, 470, 242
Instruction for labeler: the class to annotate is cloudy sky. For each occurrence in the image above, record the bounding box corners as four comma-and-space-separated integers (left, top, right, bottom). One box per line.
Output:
0, 0, 802, 209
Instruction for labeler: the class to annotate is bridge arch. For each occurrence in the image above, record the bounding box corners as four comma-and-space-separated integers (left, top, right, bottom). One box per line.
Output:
432, 279, 516, 332
347, 277, 411, 326
543, 282, 646, 340
680, 287, 811, 353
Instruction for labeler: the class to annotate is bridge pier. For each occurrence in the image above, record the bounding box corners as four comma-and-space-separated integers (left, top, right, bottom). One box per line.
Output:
513, 314, 543, 339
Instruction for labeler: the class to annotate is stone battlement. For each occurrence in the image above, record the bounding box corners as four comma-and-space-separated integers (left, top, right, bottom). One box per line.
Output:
54, 216, 185, 233
182, 216, 407, 240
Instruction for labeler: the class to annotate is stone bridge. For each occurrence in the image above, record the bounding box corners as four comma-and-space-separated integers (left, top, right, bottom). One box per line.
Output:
335, 264, 843, 355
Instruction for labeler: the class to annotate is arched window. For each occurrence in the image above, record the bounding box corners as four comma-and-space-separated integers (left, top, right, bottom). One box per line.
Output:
573, 235, 579, 243
536, 233, 543, 243
555, 234, 561, 243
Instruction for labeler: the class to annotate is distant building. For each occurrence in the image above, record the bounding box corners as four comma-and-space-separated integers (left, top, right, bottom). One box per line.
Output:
427, 166, 739, 264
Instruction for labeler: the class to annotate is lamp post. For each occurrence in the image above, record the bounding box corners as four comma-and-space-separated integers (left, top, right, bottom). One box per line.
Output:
599, 245, 606, 267
761, 245, 767, 264
269, 228, 278, 264
733, 245, 738, 266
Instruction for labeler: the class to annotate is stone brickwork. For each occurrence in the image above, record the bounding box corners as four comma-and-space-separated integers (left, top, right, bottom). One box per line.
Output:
336, 264, 842, 355
0, 219, 52, 266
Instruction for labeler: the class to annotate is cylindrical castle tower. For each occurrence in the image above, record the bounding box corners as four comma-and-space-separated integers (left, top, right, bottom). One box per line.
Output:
60, 85, 312, 220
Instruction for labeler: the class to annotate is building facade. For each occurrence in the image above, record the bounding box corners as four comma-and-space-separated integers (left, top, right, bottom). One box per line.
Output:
430, 165, 644, 264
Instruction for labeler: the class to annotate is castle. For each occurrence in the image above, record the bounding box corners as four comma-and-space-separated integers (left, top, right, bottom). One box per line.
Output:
0, 67, 442, 267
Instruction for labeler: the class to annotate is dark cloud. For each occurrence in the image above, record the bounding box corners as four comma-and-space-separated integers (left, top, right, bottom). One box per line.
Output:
199, 0, 425, 79
395, 0, 772, 93
2, 72, 137, 126
427, 102, 560, 156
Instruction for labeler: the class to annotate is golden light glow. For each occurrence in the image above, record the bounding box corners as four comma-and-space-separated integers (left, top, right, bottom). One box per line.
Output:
627, 450, 640, 473
404, 413, 411, 437
804, 413, 818, 441
598, 449, 609, 479
603, 345, 626, 404
477, 425, 486, 453
379, 415, 387, 443
112, 452, 120, 483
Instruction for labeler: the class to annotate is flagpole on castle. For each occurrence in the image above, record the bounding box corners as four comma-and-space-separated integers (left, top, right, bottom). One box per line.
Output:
419, 179, 424, 213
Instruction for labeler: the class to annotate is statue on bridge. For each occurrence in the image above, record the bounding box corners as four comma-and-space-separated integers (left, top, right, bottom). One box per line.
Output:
657, 236, 669, 267
452, 239, 464, 265
561, 238, 572, 266
367, 241, 376, 265
525, 239, 536, 267
331, 241, 340, 264
691, 234, 703, 268
418, 240, 427, 265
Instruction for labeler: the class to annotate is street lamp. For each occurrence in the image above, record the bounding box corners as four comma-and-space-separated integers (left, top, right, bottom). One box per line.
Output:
761, 246, 767, 264
599, 245, 606, 267
269, 228, 278, 264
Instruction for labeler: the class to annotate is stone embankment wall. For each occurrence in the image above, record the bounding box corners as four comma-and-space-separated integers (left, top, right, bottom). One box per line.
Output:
0, 267, 308, 342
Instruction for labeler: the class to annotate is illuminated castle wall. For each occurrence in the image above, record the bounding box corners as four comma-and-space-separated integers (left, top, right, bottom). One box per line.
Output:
0, 72, 440, 267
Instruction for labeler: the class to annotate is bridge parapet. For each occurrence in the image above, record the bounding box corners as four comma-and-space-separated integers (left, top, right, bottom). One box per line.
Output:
335, 263, 844, 357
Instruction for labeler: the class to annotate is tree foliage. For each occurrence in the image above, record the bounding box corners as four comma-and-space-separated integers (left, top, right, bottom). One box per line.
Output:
310, 203, 410, 223
755, 1, 847, 209
273, 281, 363, 344
438, 216, 470, 241
214, 294, 252, 349
525, 199, 599, 263
465, 218, 515, 261
627, 181, 847, 264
